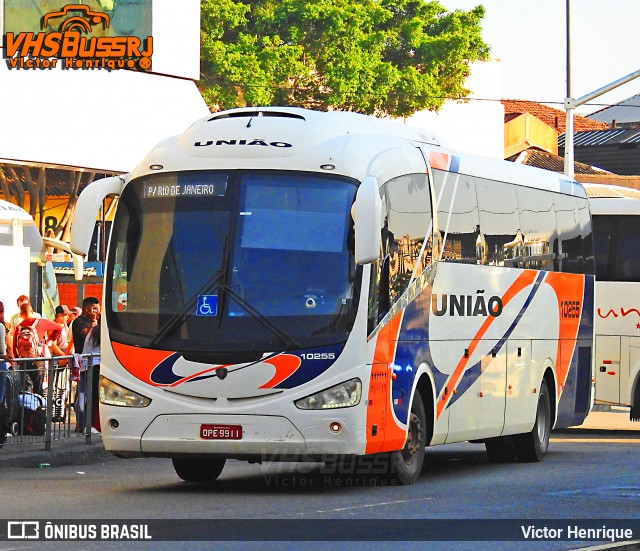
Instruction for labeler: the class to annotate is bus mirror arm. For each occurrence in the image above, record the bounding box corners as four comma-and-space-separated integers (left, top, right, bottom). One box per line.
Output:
72, 254, 84, 281
70, 175, 125, 257
353, 176, 382, 265
42, 236, 85, 281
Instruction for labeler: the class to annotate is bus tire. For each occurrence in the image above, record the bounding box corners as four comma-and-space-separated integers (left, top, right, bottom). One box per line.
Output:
387, 391, 426, 485
485, 435, 517, 462
630, 380, 640, 422
172, 457, 226, 483
514, 379, 551, 462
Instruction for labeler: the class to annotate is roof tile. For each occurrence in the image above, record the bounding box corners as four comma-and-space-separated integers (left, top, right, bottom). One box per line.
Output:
501, 99, 609, 132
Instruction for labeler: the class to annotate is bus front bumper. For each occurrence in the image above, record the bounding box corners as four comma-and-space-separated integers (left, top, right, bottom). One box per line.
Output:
101, 413, 362, 460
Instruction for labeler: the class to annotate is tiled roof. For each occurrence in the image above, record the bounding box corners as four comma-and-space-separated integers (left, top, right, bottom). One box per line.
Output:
501, 100, 609, 133
508, 149, 611, 175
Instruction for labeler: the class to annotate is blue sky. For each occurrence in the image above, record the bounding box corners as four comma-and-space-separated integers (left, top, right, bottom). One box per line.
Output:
441, 0, 640, 115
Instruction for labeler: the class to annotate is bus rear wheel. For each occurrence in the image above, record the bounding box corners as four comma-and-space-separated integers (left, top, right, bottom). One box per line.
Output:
172, 457, 226, 483
387, 392, 426, 485
513, 379, 551, 462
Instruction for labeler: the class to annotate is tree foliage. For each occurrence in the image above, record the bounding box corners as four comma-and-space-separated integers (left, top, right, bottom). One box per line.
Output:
200, 0, 490, 117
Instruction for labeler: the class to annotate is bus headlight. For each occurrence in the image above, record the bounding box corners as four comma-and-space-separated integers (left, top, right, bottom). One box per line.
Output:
99, 376, 151, 408
295, 378, 361, 410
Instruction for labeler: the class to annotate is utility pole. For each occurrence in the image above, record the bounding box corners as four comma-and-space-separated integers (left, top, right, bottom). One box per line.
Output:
564, 0, 574, 178
564, 0, 640, 178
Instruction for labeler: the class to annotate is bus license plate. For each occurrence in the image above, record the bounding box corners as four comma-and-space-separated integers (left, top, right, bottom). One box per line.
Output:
200, 424, 242, 440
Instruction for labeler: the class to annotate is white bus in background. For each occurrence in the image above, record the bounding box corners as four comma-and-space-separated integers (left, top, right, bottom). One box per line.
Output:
585, 183, 640, 421
0, 199, 59, 320
70, 108, 594, 485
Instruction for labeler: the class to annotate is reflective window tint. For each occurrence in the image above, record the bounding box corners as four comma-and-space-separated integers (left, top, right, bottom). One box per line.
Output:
107, 170, 361, 353
475, 179, 519, 266
515, 186, 556, 271
578, 199, 595, 276
383, 173, 433, 306
593, 215, 613, 280
555, 194, 584, 274
434, 171, 480, 264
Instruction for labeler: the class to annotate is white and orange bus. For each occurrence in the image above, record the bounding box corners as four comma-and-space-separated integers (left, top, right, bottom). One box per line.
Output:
585, 183, 640, 421
70, 108, 594, 484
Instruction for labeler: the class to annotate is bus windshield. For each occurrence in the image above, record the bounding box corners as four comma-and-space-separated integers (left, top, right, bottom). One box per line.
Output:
106, 170, 360, 354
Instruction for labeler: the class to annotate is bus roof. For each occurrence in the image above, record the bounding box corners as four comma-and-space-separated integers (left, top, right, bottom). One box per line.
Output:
584, 183, 640, 215
131, 107, 585, 198
432, 149, 585, 197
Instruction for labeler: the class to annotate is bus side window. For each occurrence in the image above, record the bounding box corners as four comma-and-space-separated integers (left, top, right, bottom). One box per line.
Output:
614, 216, 640, 281
592, 215, 614, 280
368, 174, 433, 332
433, 172, 480, 264
385, 174, 433, 304
516, 186, 556, 271
555, 193, 583, 274
476, 179, 519, 266
578, 198, 595, 276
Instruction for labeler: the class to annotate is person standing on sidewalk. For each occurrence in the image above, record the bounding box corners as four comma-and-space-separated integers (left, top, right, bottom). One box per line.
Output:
51, 305, 74, 423
71, 297, 100, 432
71, 298, 99, 356
13, 314, 62, 395
82, 315, 101, 432
9, 296, 41, 349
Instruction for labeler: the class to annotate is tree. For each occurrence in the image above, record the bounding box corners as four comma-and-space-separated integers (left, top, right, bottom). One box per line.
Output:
199, 0, 490, 117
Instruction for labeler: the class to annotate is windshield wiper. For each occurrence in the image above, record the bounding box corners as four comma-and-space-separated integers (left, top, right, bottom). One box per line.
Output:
150, 234, 300, 350
311, 299, 349, 336
151, 237, 231, 347
217, 282, 301, 350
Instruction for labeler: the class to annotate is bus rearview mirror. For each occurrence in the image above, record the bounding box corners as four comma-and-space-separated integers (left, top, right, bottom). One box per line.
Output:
354, 176, 382, 265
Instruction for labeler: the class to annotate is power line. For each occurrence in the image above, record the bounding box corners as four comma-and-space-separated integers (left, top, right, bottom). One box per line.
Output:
198, 80, 640, 110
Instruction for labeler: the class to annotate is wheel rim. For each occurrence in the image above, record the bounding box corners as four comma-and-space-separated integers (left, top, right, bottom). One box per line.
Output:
402, 411, 423, 465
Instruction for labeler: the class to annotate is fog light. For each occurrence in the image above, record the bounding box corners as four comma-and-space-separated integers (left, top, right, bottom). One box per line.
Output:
330, 422, 342, 433
109, 419, 119, 430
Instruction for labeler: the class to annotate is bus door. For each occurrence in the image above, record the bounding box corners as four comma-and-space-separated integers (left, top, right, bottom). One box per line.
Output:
623, 337, 640, 408
595, 335, 621, 406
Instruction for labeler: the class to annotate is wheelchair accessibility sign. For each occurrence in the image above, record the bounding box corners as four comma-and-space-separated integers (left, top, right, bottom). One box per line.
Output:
197, 295, 218, 316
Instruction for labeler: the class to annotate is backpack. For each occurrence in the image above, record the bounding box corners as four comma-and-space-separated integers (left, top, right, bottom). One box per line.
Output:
16, 321, 44, 359
18, 391, 46, 436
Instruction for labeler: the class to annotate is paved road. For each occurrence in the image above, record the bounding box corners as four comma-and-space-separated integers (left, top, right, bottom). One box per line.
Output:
0, 424, 639, 551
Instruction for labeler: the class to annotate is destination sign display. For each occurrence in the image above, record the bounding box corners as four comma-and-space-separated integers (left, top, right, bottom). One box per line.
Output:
143, 181, 227, 199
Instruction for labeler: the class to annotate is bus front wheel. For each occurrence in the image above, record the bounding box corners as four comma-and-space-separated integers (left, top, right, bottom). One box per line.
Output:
387, 391, 426, 485
172, 457, 226, 483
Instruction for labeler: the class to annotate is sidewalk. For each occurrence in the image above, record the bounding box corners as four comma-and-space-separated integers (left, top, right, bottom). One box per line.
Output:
560, 406, 640, 434
0, 409, 638, 470
0, 432, 112, 470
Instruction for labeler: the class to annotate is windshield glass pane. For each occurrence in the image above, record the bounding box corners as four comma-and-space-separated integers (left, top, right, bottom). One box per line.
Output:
229, 174, 354, 318
107, 171, 360, 353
